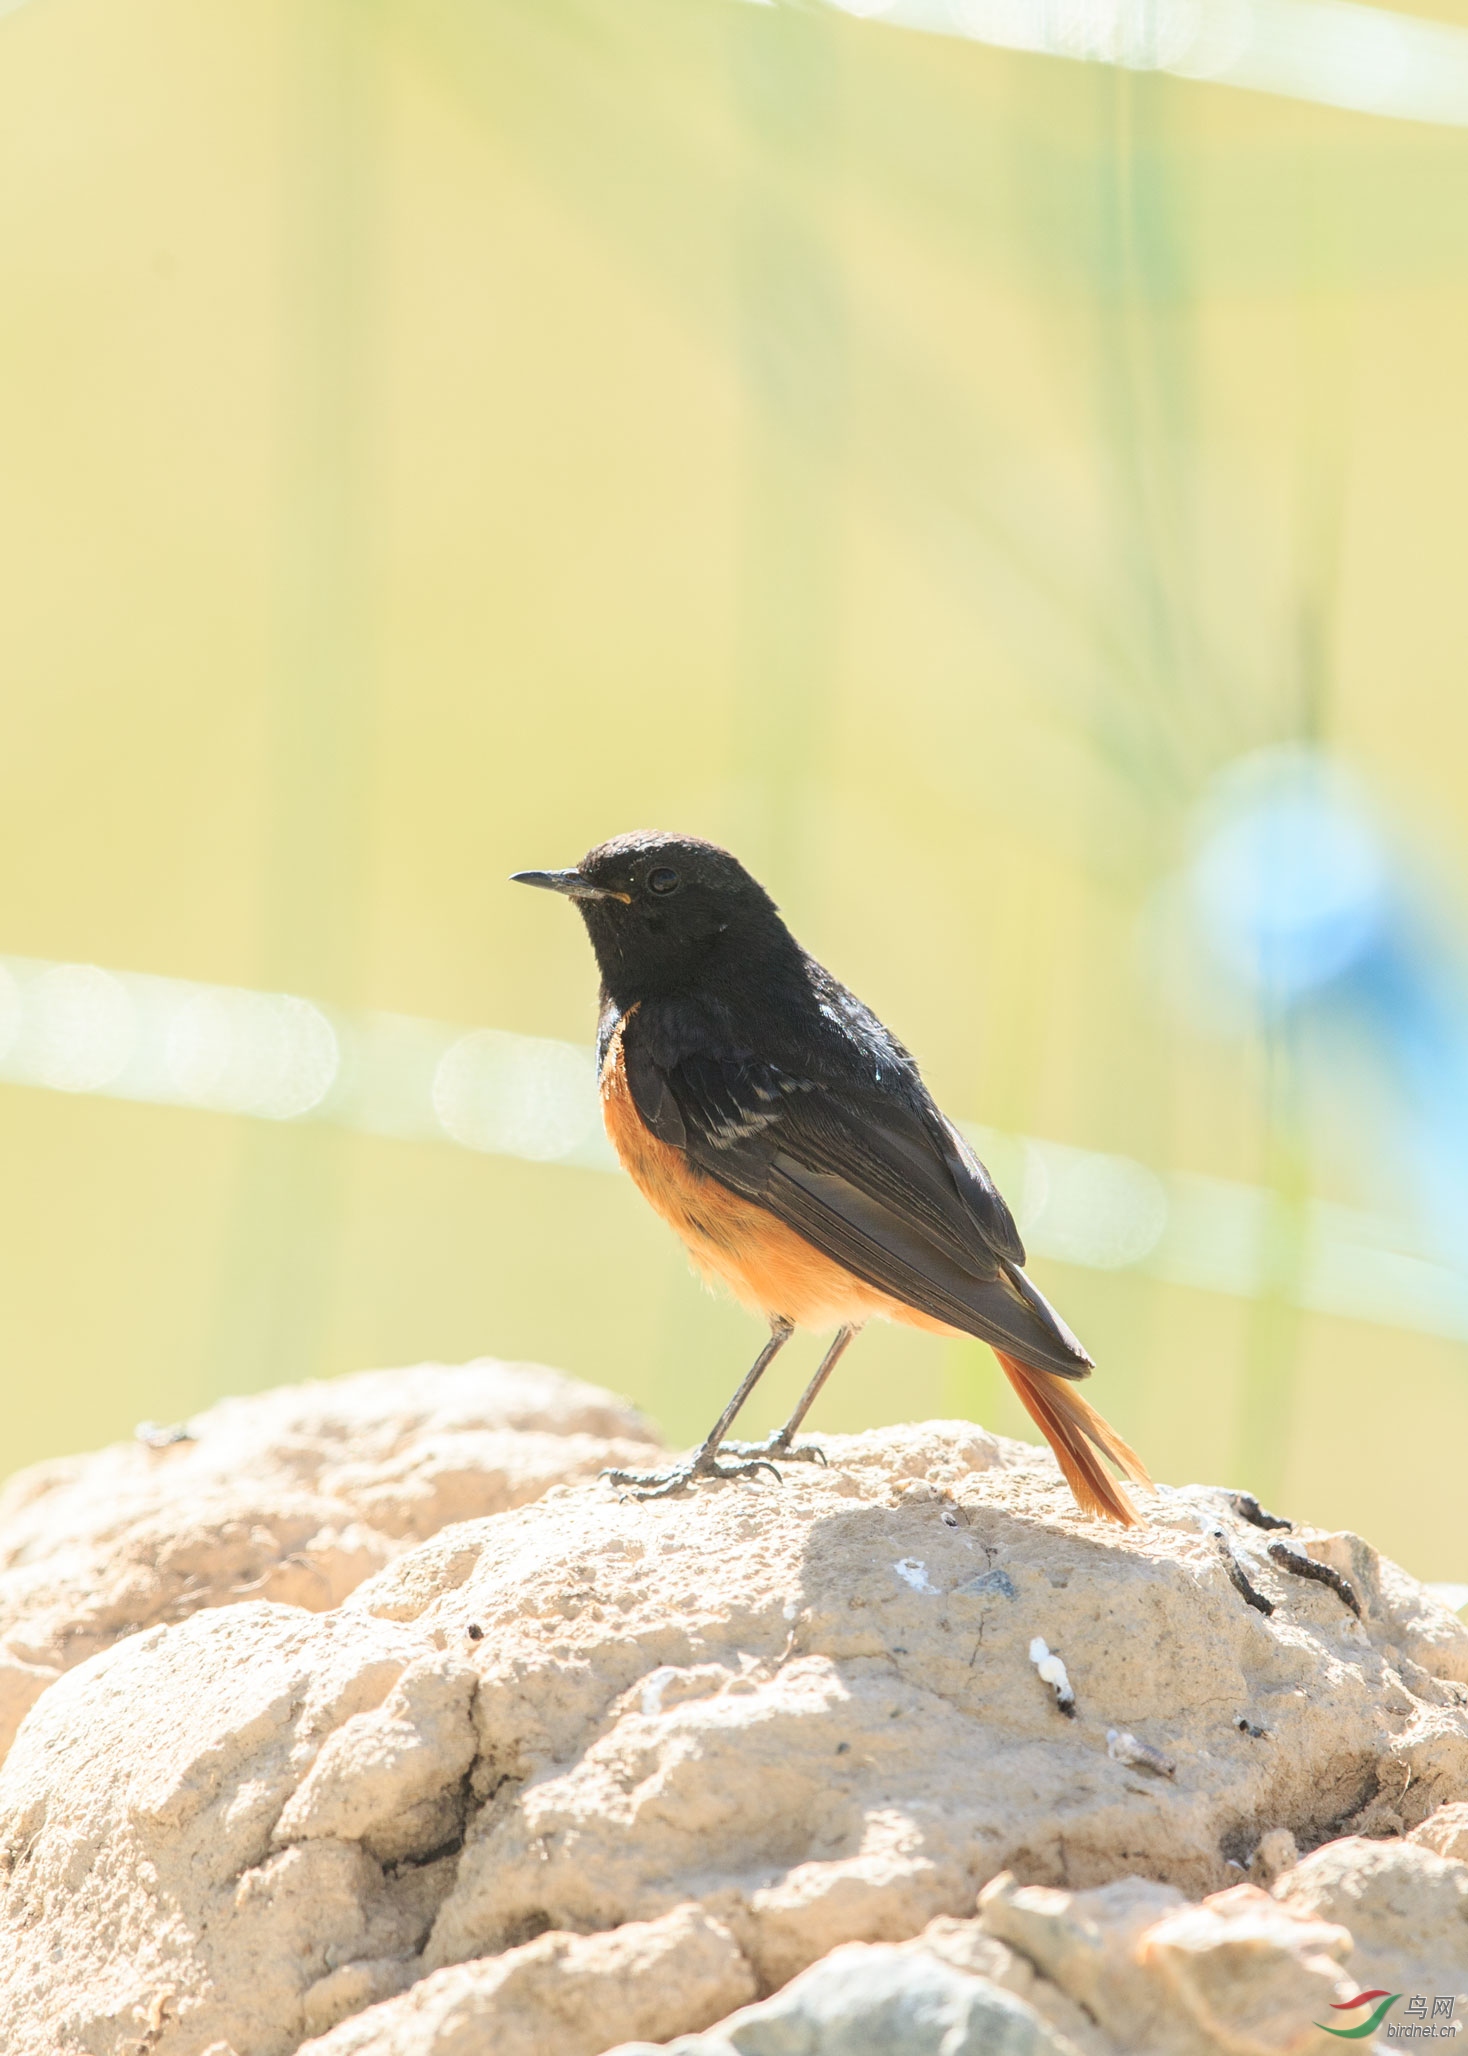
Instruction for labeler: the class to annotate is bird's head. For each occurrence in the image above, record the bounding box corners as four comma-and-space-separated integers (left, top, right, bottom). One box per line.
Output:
512, 831, 793, 1004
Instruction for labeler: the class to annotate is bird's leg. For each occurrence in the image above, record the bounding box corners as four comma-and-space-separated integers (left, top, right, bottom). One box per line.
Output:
603, 1317, 796, 1500
727, 1323, 860, 1465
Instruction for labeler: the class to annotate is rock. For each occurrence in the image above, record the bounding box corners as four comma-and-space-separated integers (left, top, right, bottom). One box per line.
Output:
0, 1359, 658, 1759
1412, 1798, 1468, 1861
0, 1648, 58, 1764
604, 1938, 1083, 2055
274, 1652, 480, 1866
0, 1602, 444, 2056
901, 1914, 1104, 2051
1272, 1835, 1468, 2000
606, 1876, 1375, 2056
356, 1425, 1467, 1985
977, 1872, 1352, 2055
977, 1872, 1191, 2048
1135, 1885, 1353, 2055
1330, 1541, 1468, 1687
0, 1404, 1465, 2056
295, 1904, 756, 2056
1247, 1829, 1301, 1888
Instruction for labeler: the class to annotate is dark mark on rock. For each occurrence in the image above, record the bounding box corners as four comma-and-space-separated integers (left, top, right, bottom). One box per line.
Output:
1228, 1491, 1292, 1532
952, 1568, 1017, 1602
1267, 1542, 1362, 1618
1211, 1529, 1274, 1615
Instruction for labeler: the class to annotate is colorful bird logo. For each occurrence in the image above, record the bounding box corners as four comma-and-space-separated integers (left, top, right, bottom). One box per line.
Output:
1318, 1990, 1402, 2038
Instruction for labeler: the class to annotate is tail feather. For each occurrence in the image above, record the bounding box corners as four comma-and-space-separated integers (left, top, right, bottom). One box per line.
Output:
996, 1350, 1152, 1527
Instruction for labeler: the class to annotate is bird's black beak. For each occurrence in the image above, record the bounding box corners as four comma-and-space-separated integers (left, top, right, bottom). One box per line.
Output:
511, 869, 631, 904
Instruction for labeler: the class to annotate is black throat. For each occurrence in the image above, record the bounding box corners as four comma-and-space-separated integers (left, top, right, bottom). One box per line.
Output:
581, 895, 811, 1025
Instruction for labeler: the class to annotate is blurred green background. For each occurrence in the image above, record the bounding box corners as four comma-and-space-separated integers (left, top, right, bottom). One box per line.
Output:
3, 0, 1468, 1580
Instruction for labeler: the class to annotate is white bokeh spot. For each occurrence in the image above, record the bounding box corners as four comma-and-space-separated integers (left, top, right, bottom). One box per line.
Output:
432, 1029, 598, 1161
167, 989, 339, 1119
28, 965, 137, 1093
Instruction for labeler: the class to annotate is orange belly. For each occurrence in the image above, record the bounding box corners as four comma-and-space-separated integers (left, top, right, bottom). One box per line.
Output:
600, 1012, 952, 1336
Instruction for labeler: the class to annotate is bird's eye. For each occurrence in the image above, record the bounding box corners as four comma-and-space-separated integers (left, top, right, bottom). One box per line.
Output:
647, 867, 681, 896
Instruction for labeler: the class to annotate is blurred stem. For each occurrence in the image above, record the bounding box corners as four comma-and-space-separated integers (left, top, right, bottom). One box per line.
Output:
728, 5, 844, 891
1235, 157, 1350, 1496
1291, 156, 1350, 748
207, 0, 380, 1399
1090, 66, 1212, 832
1236, 1018, 1309, 1505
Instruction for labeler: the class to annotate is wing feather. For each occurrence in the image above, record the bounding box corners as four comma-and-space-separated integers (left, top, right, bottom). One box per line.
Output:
621, 1024, 1088, 1380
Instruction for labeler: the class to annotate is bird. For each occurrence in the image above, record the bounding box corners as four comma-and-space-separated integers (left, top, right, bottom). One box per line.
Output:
512, 831, 1150, 1522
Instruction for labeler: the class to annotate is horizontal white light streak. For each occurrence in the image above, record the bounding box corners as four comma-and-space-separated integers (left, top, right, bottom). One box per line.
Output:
964, 1129, 1468, 1343
814, 0, 1468, 128
6, 951, 1468, 1351
0, 954, 610, 1166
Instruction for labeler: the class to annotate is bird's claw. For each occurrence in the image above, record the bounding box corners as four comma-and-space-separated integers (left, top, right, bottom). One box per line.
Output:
601, 1454, 783, 1501
725, 1436, 828, 1466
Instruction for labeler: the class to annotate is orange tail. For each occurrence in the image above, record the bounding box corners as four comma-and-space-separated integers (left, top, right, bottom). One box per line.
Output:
996, 1351, 1152, 1527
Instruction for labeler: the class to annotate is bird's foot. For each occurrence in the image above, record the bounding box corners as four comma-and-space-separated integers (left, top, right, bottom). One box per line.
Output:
725, 1434, 827, 1466
601, 1451, 783, 1501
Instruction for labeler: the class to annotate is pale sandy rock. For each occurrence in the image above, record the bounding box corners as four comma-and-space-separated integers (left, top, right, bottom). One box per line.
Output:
341, 1425, 1468, 1989
606, 1880, 1382, 2056
1272, 1836, 1468, 2001
976, 1871, 1354, 2055
0, 1648, 58, 1762
1307, 1534, 1468, 1687
1149, 1488, 1468, 1687
2, 1413, 1466, 2056
302, 1962, 418, 2042
0, 1359, 658, 1754
978, 1872, 1192, 2050
738, 1872, 1350, 2056
274, 1653, 479, 1865
294, 1904, 755, 2056
903, 1913, 1107, 2053
606, 1937, 1084, 2055
1136, 1885, 1353, 2055
1247, 1829, 1301, 1888
0, 1602, 459, 2056
1412, 1799, 1468, 1861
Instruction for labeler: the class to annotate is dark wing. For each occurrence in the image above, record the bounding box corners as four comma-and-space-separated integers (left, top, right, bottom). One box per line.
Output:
936, 1115, 1027, 1268
622, 1036, 1091, 1380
